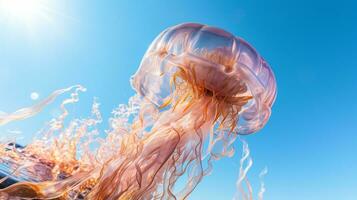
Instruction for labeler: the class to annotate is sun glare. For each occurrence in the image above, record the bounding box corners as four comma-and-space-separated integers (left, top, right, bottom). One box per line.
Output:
0, 0, 39, 21
0, 0, 54, 29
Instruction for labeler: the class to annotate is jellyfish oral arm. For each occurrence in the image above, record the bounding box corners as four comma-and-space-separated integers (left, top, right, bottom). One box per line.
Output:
90, 99, 215, 199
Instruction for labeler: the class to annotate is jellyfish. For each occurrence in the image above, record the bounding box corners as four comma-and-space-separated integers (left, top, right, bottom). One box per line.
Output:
0, 23, 276, 199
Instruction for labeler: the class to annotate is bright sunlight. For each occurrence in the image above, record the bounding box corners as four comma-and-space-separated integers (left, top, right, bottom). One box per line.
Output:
0, 0, 54, 29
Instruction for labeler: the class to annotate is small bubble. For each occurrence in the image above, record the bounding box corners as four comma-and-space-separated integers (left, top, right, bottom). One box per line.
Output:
30, 92, 39, 100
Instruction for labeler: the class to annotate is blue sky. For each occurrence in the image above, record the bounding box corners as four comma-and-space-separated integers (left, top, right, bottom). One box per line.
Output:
0, 0, 356, 199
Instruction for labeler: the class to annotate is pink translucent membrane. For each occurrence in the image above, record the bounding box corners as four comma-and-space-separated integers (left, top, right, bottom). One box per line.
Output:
132, 23, 277, 134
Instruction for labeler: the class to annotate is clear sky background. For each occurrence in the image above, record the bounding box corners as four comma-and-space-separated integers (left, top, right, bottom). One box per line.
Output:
0, 0, 356, 199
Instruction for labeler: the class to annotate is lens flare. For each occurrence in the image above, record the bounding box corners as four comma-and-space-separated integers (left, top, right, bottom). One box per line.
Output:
0, 23, 276, 199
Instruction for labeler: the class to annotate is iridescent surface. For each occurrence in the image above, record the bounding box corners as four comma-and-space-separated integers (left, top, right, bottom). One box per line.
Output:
0, 23, 276, 199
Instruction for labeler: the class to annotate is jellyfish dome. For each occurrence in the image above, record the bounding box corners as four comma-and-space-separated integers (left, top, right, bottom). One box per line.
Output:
132, 23, 277, 134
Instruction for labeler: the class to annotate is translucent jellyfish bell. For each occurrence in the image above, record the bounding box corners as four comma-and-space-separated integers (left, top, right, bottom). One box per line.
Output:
131, 23, 277, 134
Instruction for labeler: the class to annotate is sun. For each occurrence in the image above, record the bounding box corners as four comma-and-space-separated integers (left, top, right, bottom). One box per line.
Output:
0, 0, 41, 22
0, 0, 53, 28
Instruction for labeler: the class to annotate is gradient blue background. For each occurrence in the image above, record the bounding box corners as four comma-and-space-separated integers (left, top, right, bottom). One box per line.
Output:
0, 0, 356, 199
